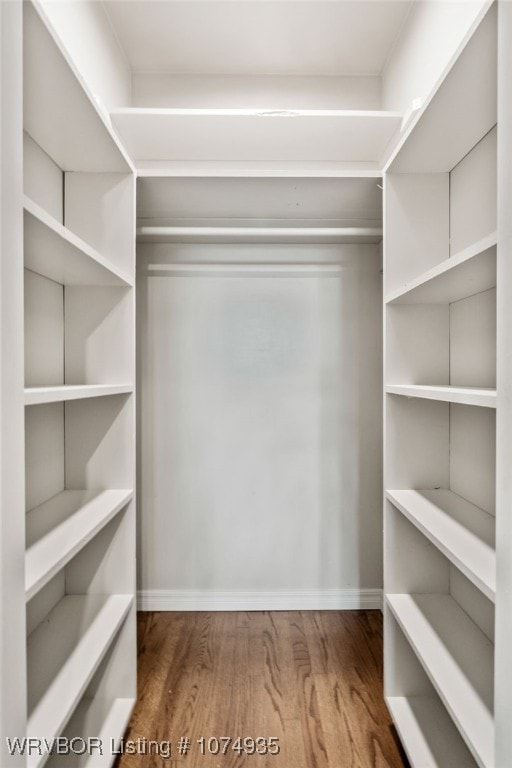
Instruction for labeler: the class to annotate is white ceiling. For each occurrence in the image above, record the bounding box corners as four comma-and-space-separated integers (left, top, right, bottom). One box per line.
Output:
103, 1, 412, 77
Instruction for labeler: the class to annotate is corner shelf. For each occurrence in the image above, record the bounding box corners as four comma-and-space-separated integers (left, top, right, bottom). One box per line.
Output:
110, 108, 402, 164
386, 489, 495, 601
386, 696, 478, 768
24, 197, 133, 287
385, 233, 497, 305
387, 593, 494, 768
27, 594, 133, 768
385, 385, 496, 408
24, 384, 133, 406
26, 489, 134, 601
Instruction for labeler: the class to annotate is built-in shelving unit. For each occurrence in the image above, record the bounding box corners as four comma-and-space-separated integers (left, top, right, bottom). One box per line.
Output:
12, 2, 138, 766
383, 3, 508, 766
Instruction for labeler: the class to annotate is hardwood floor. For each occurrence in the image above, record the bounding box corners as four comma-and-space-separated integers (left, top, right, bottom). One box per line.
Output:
115, 611, 408, 768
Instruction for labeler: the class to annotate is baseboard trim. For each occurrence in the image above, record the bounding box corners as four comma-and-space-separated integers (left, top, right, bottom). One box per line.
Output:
137, 588, 383, 611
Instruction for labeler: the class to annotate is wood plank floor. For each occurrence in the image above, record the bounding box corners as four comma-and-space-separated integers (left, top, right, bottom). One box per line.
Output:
115, 611, 408, 768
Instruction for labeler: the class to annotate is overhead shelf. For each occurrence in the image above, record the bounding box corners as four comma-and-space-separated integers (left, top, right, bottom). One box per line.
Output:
24, 384, 133, 406
27, 594, 133, 768
136, 160, 383, 178
24, 197, 133, 287
385, 384, 496, 408
387, 593, 494, 768
26, 489, 134, 601
110, 108, 402, 165
136, 225, 382, 245
386, 489, 495, 601
385, 233, 497, 305
24, 1, 132, 173
386, 696, 478, 768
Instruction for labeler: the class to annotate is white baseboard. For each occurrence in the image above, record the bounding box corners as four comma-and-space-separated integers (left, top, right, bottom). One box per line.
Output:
137, 588, 383, 611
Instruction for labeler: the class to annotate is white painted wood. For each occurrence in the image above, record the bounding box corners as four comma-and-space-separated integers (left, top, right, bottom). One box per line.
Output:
25, 404, 64, 512
24, 384, 133, 406
137, 226, 382, 245
110, 109, 402, 164
387, 4, 496, 174
23, 1, 131, 173
27, 594, 132, 768
385, 234, 497, 305
24, 197, 132, 287
450, 566, 494, 644
26, 489, 133, 600
385, 305, 449, 385
386, 490, 495, 601
386, 384, 496, 408
45, 697, 135, 767
137, 589, 383, 612
64, 173, 135, 279
136, 160, 383, 178
450, 127, 497, 255
450, 289, 496, 388
450, 404, 496, 515
23, 132, 63, 222
386, 696, 478, 768
24, 270, 64, 387
384, 174, 449, 295
387, 593, 494, 768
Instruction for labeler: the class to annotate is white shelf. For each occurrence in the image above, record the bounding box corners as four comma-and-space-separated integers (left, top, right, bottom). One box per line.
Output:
136, 224, 382, 245
45, 696, 135, 767
386, 696, 478, 768
386, 489, 495, 601
24, 384, 133, 406
111, 108, 402, 164
24, 1, 132, 173
24, 197, 132, 287
385, 384, 496, 408
385, 233, 497, 305
387, 593, 494, 768
27, 594, 133, 768
135, 160, 383, 178
26, 489, 134, 601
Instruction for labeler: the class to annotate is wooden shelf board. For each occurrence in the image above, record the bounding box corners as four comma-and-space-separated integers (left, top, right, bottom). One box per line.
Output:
136, 225, 382, 245
385, 384, 496, 408
24, 1, 132, 173
24, 384, 133, 406
386, 696, 478, 768
26, 489, 134, 601
45, 696, 135, 767
385, 233, 497, 305
387, 593, 494, 768
27, 594, 133, 768
135, 160, 383, 178
24, 197, 132, 287
110, 108, 402, 164
386, 489, 495, 601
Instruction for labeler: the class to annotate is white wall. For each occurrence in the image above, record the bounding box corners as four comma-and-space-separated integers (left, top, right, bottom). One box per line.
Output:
383, 0, 490, 118
39, 0, 131, 110
137, 244, 383, 610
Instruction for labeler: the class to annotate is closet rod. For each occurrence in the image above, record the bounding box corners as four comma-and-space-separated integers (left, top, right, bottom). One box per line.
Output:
136, 225, 382, 243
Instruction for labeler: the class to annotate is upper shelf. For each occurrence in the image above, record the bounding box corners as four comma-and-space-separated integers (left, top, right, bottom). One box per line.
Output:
24, 1, 132, 173
25, 385, 133, 406
24, 197, 133, 287
387, 2, 496, 174
385, 233, 497, 305
385, 385, 497, 409
110, 108, 402, 165
136, 160, 383, 178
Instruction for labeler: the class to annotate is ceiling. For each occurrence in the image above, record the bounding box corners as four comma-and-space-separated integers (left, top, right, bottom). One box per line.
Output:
103, 1, 412, 77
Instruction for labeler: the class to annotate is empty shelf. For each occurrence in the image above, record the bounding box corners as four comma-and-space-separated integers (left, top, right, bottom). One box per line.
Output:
110, 108, 402, 164
27, 594, 133, 768
26, 489, 134, 600
386, 489, 495, 601
386, 696, 478, 768
24, 197, 132, 287
385, 233, 497, 305
385, 384, 496, 408
387, 593, 494, 768
45, 696, 135, 767
24, 384, 133, 406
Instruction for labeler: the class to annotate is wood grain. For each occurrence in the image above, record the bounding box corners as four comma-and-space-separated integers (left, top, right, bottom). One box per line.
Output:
115, 611, 408, 768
